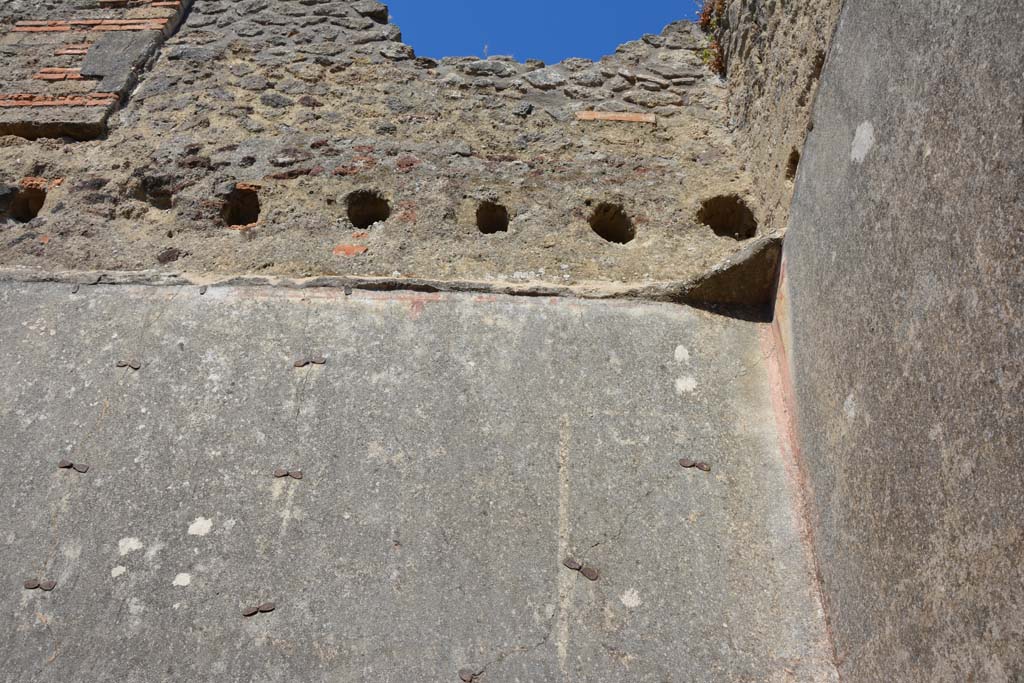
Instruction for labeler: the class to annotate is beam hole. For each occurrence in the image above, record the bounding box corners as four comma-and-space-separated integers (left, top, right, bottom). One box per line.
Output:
588, 202, 635, 244
346, 190, 391, 229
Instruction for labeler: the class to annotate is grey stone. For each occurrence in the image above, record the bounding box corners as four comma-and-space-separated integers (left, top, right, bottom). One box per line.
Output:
607, 76, 632, 92
459, 60, 519, 78
646, 61, 703, 80
352, 0, 388, 23
560, 57, 593, 72
512, 102, 534, 118
0, 281, 836, 682
571, 70, 606, 87
260, 92, 293, 108
379, 42, 414, 60
783, 1, 1024, 681
449, 141, 473, 157
635, 73, 671, 88
562, 85, 595, 100
523, 68, 567, 90
166, 45, 218, 62
80, 30, 159, 93
351, 24, 401, 44
623, 89, 684, 107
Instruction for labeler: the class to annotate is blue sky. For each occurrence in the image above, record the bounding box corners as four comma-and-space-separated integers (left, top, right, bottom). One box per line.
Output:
386, 1, 703, 64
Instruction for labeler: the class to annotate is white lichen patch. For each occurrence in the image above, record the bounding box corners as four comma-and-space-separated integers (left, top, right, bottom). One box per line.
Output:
620, 588, 642, 608
675, 376, 698, 395
674, 345, 690, 364
844, 392, 857, 419
187, 517, 213, 536
851, 121, 876, 163
118, 537, 144, 556
111, 565, 127, 578
172, 573, 192, 587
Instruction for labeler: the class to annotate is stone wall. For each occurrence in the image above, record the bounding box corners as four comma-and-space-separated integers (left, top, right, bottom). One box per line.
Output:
711, 0, 843, 235
0, 1, 192, 140
0, 0, 777, 309
780, 0, 1024, 680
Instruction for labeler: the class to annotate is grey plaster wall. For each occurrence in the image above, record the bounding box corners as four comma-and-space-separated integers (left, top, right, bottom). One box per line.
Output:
784, 1, 1024, 680
0, 281, 835, 682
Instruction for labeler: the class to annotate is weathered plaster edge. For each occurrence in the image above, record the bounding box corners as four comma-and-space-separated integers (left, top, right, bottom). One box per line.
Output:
0, 241, 777, 318
759, 254, 842, 680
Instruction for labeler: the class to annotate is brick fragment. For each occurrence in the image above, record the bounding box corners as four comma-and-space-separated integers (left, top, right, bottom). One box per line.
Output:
576, 111, 657, 124
20, 177, 49, 190
333, 245, 369, 257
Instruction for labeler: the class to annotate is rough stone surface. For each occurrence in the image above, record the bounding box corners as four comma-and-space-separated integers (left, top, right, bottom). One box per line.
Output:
712, 0, 843, 235
0, 281, 835, 682
783, 1, 1024, 680
0, 3, 771, 295
0, 1, 192, 139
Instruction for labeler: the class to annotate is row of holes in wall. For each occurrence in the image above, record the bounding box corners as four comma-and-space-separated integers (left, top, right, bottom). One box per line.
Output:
1, 185, 758, 243
222, 188, 759, 242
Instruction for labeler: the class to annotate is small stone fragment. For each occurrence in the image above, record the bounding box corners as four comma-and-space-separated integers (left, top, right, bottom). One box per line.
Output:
39, 580, 56, 591
199, 285, 208, 295
512, 102, 534, 118
57, 459, 73, 469
294, 358, 310, 368
344, 286, 353, 296
289, 470, 303, 480
128, 360, 141, 371
273, 468, 289, 478
678, 458, 696, 468
458, 669, 476, 682
580, 566, 600, 582
310, 355, 326, 365
562, 557, 582, 571
72, 463, 89, 474
696, 462, 712, 472
23, 579, 40, 590
115, 360, 129, 368
242, 606, 258, 617
258, 602, 275, 613
156, 247, 184, 265
71, 284, 80, 294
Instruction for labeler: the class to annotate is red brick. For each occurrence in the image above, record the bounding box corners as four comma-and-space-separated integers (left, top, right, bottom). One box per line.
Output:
332, 245, 369, 257
13, 26, 72, 32
575, 111, 657, 124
